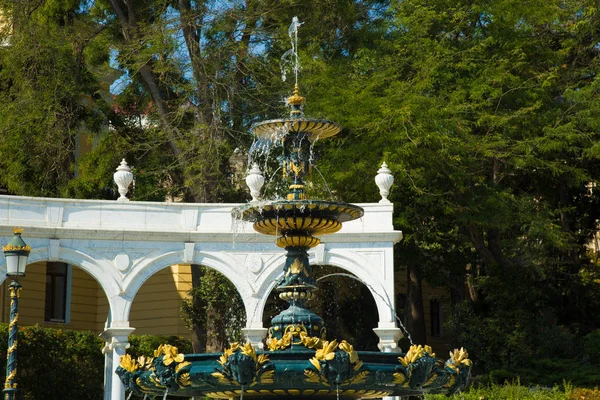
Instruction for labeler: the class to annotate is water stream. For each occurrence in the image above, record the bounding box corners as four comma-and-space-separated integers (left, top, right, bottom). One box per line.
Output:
317, 273, 414, 346
281, 17, 303, 84
313, 166, 336, 201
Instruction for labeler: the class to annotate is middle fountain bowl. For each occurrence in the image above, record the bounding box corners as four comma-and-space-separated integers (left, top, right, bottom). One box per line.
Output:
235, 200, 364, 248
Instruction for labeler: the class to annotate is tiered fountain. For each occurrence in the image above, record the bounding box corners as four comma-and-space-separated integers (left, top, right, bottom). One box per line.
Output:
116, 19, 472, 399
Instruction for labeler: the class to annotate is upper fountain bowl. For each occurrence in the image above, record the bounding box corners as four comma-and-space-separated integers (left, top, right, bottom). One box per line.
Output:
251, 118, 341, 142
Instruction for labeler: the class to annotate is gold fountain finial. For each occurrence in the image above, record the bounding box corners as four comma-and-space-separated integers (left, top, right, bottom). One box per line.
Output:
287, 84, 306, 107
11, 228, 23, 234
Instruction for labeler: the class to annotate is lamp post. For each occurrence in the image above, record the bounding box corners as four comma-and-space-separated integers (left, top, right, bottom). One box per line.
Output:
2, 229, 30, 400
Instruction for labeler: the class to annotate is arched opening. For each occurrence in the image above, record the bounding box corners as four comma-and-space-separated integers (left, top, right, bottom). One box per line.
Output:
262, 265, 380, 351
1, 260, 109, 332
129, 263, 246, 352
129, 264, 191, 337
0, 260, 109, 400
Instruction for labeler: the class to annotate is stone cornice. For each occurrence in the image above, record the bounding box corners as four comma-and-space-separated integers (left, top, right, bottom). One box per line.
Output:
0, 195, 402, 244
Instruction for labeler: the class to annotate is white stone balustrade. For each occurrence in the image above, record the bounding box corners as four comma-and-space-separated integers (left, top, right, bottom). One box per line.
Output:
0, 194, 403, 400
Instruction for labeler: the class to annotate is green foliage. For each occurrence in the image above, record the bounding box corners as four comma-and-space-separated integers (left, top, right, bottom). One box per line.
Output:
570, 387, 600, 400
0, 324, 104, 400
180, 267, 246, 352
583, 330, 600, 365
2, 0, 600, 389
306, 0, 600, 378
0, 0, 111, 197
486, 359, 600, 389
0, 326, 192, 400
427, 381, 572, 400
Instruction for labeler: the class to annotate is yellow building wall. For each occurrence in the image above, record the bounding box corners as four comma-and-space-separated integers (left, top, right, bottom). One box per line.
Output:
5, 262, 46, 324
129, 264, 192, 337
1, 262, 110, 331
0, 262, 193, 338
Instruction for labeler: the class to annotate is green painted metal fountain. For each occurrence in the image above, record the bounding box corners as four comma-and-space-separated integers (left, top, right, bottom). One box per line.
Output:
115, 83, 472, 399
116, 18, 472, 399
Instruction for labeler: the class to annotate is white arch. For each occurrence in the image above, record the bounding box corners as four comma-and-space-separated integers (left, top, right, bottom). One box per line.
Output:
1, 245, 122, 300
0, 196, 403, 400
326, 250, 396, 326
246, 251, 295, 328
31, 247, 122, 298
1, 244, 127, 330
122, 249, 254, 324
249, 249, 396, 331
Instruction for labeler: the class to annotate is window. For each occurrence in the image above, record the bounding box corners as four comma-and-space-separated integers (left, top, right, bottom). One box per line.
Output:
44, 262, 71, 323
430, 299, 441, 337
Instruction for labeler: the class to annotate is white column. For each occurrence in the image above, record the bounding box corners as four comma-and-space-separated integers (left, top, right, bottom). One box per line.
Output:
376, 243, 403, 351
373, 327, 403, 353
101, 341, 113, 400
100, 327, 135, 400
242, 327, 268, 349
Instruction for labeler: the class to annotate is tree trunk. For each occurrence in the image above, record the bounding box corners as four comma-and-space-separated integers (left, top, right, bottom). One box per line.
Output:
108, 0, 222, 349
405, 263, 426, 345
448, 269, 466, 306
190, 265, 207, 353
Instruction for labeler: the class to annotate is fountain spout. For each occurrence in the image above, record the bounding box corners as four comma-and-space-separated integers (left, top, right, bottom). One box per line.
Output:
288, 83, 306, 118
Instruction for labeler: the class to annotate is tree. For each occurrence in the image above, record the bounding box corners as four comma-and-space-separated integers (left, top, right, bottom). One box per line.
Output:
0, 0, 395, 353
0, 0, 111, 197
99, 0, 392, 351
309, 0, 600, 369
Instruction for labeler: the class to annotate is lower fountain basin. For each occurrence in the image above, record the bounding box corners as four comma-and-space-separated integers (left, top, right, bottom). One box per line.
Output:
117, 344, 471, 399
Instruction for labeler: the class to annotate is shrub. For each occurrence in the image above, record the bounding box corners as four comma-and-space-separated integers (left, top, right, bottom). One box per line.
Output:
583, 330, 600, 364
486, 359, 600, 388
127, 334, 193, 359
427, 381, 571, 399
0, 323, 104, 400
571, 388, 600, 400
0, 324, 193, 400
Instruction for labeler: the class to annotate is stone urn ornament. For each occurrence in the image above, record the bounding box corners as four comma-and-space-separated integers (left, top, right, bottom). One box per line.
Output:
375, 162, 394, 203
245, 163, 265, 202
114, 159, 134, 201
